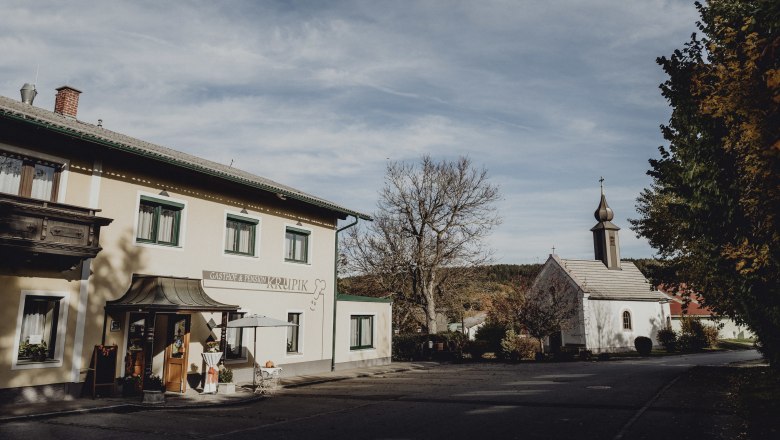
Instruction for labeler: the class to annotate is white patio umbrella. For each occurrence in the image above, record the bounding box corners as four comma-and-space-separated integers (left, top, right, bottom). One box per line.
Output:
226, 314, 297, 389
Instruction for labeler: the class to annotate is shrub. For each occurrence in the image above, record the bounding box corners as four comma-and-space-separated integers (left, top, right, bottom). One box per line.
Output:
474, 321, 508, 357
218, 366, 233, 383
657, 328, 678, 352
500, 330, 540, 360
392, 334, 423, 361
144, 374, 164, 391
702, 324, 720, 348
466, 339, 490, 360
634, 336, 652, 356
679, 318, 708, 351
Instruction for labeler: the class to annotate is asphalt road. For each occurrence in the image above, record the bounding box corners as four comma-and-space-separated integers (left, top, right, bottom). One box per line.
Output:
0, 350, 760, 440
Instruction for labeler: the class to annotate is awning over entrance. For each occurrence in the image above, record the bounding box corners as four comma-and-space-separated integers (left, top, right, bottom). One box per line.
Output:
105, 274, 238, 313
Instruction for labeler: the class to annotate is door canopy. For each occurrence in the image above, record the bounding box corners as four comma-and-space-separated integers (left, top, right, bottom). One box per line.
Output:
105, 274, 238, 313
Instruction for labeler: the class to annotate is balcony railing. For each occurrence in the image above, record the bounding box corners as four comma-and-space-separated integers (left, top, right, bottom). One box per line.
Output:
0, 193, 113, 271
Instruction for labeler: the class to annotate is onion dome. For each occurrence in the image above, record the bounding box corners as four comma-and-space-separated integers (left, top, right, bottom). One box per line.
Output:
594, 178, 614, 221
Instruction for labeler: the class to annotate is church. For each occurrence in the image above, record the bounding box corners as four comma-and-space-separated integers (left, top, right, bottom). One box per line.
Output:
532, 183, 670, 353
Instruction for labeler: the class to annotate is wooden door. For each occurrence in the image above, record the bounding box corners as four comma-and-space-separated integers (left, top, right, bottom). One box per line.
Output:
164, 315, 190, 393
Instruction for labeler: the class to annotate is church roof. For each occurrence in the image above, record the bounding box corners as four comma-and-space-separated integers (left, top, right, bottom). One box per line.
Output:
552, 256, 663, 301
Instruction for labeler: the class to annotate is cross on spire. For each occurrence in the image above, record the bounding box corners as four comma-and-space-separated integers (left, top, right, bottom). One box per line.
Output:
599, 176, 605, 195
552, 245, 556, 254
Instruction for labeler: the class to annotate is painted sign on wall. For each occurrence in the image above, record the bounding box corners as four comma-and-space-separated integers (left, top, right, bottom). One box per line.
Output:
202, 270, 324, 295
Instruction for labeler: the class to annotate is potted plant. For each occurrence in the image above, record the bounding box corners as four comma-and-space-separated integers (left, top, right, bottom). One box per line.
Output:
205, 341, 221, 353
119, 374, 142, 397
187, 363, 202, 390
19, 340, 49, 362
217, 366, 235, 394
142, 374, 165, 404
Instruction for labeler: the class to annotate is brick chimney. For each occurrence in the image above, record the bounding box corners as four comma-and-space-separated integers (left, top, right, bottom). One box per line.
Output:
54, 86, 82, 118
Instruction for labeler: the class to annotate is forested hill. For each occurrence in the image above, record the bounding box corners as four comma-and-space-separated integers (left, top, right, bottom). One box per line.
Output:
339, 263, 543, 297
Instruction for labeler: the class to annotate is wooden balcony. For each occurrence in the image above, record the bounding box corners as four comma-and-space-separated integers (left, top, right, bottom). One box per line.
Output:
0, 193, 113, 271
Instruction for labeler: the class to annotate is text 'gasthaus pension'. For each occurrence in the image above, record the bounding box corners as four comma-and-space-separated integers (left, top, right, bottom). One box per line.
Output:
202, 270, 314, 293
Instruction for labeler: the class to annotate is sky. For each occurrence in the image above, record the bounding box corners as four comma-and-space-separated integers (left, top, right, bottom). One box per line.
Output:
0, 0, 701, 264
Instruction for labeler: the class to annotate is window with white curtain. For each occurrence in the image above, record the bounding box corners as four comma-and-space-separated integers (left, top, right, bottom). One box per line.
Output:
225, 312, 245, 359
17, 296, 62, 362
225, 214, 257, 256
0, 152, 60, 201
136, 196, 183, 246
285, 227, 309, 263
350, 315, 374, 350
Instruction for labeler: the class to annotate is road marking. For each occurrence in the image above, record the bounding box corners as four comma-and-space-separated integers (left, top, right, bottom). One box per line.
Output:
612, 373, 683, 440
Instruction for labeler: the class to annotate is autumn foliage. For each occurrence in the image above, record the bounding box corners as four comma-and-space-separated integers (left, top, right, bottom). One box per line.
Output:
631, 0, 779, 367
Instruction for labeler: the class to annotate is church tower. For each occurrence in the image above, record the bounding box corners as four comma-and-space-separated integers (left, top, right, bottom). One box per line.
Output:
591, 178, 621, 269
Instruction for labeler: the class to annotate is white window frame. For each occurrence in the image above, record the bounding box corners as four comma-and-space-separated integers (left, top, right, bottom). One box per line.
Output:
349, 313, 377, 351
283, 224, 312, 265
285, 309, 304, 357
621, 309, 633, 331
132, 190, 187, 251
12, 290, 70, 370
223, 309, 248, 363
222, 210, 261, 259
0, 143, 70, 203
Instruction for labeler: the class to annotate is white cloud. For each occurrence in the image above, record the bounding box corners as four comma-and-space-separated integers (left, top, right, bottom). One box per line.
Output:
0, 0, 700, 263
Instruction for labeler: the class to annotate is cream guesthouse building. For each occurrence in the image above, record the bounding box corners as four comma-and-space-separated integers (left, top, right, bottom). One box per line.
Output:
0, 85, 392, 402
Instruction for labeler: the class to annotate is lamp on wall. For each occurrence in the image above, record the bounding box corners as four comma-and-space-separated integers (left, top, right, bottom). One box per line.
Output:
159, 189, 170, 197
296, 221, 302, 226
240, 208, 248, 214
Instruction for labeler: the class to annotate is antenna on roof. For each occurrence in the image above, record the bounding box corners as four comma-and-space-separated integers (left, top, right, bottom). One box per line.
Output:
229, 159, 234, 167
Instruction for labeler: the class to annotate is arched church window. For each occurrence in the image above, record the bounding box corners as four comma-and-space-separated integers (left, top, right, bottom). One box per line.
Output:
622, 310, 632, 330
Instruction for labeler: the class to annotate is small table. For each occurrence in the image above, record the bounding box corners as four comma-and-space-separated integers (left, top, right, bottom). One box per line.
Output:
202, 352, 223, 394
256, 367, 282, 393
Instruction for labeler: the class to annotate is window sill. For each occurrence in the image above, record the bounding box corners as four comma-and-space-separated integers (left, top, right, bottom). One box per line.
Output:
134, 241, 183, 251
224, 357, 248, 365
285, 351, 304, 357
13, 359, 63, 370
349, 347, 375, 352
224, 252, 258, 259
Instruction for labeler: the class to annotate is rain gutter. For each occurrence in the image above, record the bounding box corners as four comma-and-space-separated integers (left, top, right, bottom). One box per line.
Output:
331, 215, 360, 371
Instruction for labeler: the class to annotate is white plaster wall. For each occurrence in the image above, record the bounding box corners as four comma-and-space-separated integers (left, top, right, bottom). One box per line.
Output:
584, 299, 668, 353
89, 157, 340, 380
670, 317, 755, 340
334, 300, 392, 367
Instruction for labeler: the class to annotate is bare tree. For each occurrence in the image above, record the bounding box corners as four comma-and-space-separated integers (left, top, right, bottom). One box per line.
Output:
343, 156, 501, 333
518, 276, 579, 354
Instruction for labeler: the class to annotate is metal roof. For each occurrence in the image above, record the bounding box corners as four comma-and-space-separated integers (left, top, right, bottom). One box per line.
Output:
336, 293, 393, 303
105, 274, 238, 312
550, 255, 663, 301
0, 95, 371, 221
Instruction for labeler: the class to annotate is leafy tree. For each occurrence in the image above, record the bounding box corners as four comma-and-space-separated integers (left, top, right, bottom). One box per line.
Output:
342, 156, 501, 333
631, 0, 780, 366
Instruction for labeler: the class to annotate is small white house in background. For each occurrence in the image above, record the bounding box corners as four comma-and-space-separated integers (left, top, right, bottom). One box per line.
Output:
532, 184, 670, 353
660, 290, 755, 340
448, 312, 487, 340
334, 294, 392, 370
